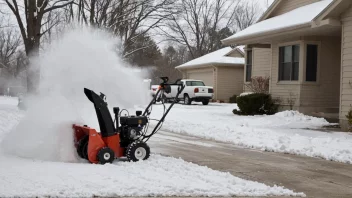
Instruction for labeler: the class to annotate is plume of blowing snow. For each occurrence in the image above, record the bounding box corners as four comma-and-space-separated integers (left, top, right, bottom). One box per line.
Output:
1, 26, 149, 162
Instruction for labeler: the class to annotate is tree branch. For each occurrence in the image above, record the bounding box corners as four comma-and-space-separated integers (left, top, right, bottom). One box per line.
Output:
43, 0, 73, 14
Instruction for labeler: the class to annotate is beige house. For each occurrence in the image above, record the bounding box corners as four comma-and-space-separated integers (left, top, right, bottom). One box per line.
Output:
221, 0, 352, 128
175, 47, 245, 102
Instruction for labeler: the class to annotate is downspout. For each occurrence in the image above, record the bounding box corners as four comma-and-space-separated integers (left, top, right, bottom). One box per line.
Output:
212, 65, 218, 101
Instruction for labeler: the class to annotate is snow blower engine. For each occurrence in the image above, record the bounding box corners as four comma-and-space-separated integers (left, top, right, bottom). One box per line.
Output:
73, 77, 185, 164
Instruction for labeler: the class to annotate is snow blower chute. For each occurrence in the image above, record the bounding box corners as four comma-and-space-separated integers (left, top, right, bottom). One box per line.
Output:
73, 77, 185, 164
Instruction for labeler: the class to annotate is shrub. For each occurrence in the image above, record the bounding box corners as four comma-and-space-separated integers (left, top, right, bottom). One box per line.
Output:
229, 95, 237, 103
244, 76, 270, 94
233, 93, 278, 115
345, 109, 352, 132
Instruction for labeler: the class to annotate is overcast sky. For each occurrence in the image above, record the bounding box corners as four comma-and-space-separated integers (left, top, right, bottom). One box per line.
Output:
256, 0, 275, 9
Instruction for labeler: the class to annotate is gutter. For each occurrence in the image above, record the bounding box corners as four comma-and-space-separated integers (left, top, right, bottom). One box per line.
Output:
212, 65, 218, 100
175, 62, 244, 70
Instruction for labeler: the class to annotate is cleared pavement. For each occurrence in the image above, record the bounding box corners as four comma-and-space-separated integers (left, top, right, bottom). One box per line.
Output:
149, 131, 352, 198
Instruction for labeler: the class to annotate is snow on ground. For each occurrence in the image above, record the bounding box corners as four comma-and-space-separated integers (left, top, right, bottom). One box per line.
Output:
0, 97, 304, 197
0, 96, 18, 106
150, 103, 352, 164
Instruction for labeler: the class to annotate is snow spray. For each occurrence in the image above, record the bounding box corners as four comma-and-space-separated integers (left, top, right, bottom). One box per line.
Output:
1, 26, 150, 162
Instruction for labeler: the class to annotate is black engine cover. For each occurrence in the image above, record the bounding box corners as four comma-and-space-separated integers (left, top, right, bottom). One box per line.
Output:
120, 116, 148, 126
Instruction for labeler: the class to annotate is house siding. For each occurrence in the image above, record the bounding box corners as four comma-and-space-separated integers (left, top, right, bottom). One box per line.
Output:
269, 0, 320, 18
300, 36, 341, 114
217, 66, 244, 101
186, 67, 214, 86
252, 48, 271, 77
270, 43, 301, 108
243, 47, 271, 93
340, 6, 352, 122
227, 50, 243, 58
183, 67, 219, 99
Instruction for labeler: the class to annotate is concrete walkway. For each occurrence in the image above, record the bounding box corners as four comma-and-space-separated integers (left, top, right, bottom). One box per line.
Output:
149, 131, 352, 198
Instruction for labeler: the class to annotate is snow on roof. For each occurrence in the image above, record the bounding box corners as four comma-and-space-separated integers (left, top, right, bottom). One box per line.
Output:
222, 0, 333, 43
175, 47, 244, 69
235, 45, 245, 54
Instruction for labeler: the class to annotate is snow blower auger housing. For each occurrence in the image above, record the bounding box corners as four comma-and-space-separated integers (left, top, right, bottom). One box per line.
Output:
73, 77, 185, 164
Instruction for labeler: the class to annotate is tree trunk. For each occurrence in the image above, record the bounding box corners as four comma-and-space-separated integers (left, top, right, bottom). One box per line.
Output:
24, 1, 42, 94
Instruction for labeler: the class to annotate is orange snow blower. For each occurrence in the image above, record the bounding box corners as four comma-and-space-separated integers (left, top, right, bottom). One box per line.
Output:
73, 77, 185, 164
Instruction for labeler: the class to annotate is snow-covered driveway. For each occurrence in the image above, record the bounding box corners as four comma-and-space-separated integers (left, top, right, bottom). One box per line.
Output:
0, 96, 304, 197
150, 103, 352, 164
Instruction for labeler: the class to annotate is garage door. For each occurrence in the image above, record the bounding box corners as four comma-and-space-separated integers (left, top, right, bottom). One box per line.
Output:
188, 71, 214, 86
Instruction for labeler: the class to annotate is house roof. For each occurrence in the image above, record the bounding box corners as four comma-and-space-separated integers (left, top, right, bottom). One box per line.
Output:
175, 47, 245, 70
257, 0, 281, 22
235, 45, 245, 54
222, 0, 334, 45
313, 0, 352, 22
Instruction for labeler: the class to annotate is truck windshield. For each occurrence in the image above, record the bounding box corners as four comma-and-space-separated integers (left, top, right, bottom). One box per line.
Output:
186, 81, 205, 86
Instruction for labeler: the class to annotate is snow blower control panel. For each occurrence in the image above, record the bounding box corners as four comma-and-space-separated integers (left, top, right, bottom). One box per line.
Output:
120, 115, 148, 126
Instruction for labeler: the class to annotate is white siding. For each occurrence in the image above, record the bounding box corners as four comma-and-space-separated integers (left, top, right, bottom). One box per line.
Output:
187, 68, 214, 87
227, 50, 244, 58
252, 48, 271, 77
340, 6, 352, 120
216, 67, 244, 101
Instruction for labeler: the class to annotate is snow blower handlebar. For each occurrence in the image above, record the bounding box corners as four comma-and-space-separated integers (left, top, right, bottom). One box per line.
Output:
141, 77, 185, 142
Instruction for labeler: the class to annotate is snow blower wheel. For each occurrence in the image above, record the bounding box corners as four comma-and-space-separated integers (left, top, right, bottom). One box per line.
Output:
126, 141, 150, 162
97, 147, 115, 164
72, 77, 185, 164
77, 135, 88, 159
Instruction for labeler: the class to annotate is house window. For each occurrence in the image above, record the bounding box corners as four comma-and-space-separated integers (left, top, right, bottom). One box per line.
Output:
279, 45, 300, 81
306, 44, 318, 82
246, 50, 252, 82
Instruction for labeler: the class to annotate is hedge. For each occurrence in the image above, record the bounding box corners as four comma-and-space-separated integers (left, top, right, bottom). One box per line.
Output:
233, 93, 278, 115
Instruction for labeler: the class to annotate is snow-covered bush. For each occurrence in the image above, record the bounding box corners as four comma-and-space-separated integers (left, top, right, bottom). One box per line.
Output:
233, 93, 278, 115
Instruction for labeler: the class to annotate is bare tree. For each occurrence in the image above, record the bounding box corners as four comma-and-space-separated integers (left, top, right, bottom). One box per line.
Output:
4, 0, 74, 93
0, 28, 21, 73
70, 0, 176, 57
162, 0, 260, 59
245, 76, 270, 94
230, 1, 260, 32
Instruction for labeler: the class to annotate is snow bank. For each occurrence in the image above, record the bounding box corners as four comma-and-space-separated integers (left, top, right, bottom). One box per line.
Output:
0, 96, 18, 106
0, 153, 304, 197
151, 104, 352, 164
1, 26, 149, 162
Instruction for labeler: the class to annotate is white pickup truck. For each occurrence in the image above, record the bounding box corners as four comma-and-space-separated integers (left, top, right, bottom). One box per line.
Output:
164, 79, 214, 105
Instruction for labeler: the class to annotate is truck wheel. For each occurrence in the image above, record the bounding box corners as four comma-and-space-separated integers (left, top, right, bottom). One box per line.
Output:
97, 147, 115, 164
126, 141, 150, 162
184, 94, 192, 105
202, 100, 209, 105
